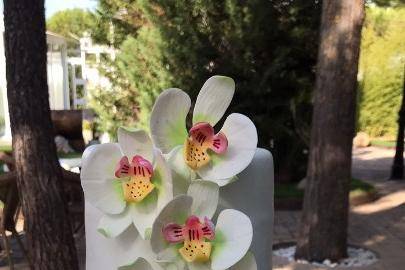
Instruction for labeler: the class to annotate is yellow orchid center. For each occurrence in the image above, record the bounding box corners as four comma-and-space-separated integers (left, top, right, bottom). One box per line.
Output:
115, 155, 155, 203
163, 216, 216, 263
183, 122, 228, 170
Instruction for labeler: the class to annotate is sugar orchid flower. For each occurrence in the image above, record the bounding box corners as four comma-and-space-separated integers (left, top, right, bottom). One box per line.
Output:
150, 76, 258, 186
81, 127, 173, 239
150, 192, 257, 270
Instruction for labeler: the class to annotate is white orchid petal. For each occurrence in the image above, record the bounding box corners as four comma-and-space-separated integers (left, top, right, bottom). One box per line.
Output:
118, 257, 154, 270
154, 149, 174, 211
151, 88, 191, 153
81, 143, 122, 180
156, 246, 179, 263
118, 127, 154, 162
81, 179, 126, 215
212, 176, 238, 187
81, 143, 125, 214
187, 180, 219, 219
197, 113, 257, 181
229, 252, 257, 270
151, 195, 193, 254
192, 76, 235, 126
211, 209, 253, 270
167, 258, 186, 270
165, 146, 193, 195
85, 202, 154, 269
131, 195, 158, 240
97, 207, 133, 238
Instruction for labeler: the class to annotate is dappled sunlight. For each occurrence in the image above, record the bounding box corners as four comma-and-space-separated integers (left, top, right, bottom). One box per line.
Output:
363, 234, 386, 246
352, 190, 405, 215
352, 146, 396, 161
273, 263, 294, 270
352, 147, 398, 182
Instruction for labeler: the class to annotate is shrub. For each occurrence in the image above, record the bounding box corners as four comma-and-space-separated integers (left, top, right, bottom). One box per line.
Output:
358, 7, 405, 138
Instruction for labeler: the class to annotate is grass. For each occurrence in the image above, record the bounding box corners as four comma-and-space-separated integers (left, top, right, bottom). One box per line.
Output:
275, 178, 375, 200
274, 183, 304, 199
350, 178, 375, 192
350, 178, 376, 198
370, 139, 396, 148
58, 152, 82, 159
0, 144, 12, 152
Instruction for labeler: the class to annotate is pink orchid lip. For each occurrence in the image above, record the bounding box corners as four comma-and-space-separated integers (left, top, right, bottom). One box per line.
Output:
162, 215, 215, 244
114, 155, 155, 203
189, 122, 228, 154
183, 122, 228, 170
115, 155, 153, 178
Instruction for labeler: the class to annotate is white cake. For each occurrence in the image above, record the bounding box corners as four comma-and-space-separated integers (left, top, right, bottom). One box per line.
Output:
84, 148, 274, 270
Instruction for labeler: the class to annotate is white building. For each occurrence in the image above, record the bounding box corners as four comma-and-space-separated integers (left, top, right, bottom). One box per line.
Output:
68, 33, 115, 108
0, 17, 115, 143
0, 17, 70, 141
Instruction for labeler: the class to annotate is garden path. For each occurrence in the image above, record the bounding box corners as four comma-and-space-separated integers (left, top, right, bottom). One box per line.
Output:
273, 146, 405, 270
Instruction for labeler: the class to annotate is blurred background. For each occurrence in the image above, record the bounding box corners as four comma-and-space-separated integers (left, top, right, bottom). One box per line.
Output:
0, 0, 402, 185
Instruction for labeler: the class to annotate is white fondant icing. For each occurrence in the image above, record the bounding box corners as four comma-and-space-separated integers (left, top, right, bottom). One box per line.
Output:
84, 148, 274, 270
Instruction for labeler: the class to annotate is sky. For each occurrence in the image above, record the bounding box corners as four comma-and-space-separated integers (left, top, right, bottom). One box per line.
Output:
0, 0, 98, 18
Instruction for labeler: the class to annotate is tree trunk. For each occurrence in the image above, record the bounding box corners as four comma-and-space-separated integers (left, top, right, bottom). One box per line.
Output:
390, 65, 405, 180
295, 0, 364, 262
3, 0, 79, 269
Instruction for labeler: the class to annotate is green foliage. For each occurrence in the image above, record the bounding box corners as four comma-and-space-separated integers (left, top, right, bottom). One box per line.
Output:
89, 59, 139, 140
350, 178, 375, 193
275, 183, 304, 200
91, 0, 144, 47
358, 7, 405, 137
370, 139, 397, 147
47, 8, 95, 39
112, 30, 173, 129
89, 27, 173, 136
90, 0, 322, 182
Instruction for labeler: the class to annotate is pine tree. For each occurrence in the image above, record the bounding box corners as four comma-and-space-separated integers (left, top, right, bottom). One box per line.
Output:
3, 0, 79, 268
295, 0, 365, 261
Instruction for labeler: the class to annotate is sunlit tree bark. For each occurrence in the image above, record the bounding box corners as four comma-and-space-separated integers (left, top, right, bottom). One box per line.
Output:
295, 0, 365, 262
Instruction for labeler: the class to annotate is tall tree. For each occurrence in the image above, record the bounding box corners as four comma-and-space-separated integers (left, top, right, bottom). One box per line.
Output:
3, 0, 79, 269
295, 0, 365, 262
47, 8, 94, 38
391, 65, 405, 179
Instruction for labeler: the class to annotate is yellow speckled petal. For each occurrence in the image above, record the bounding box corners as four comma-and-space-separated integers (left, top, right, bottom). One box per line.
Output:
179, 240, 211, 263
183, 137, 211, 170
122, 176, 155, 203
